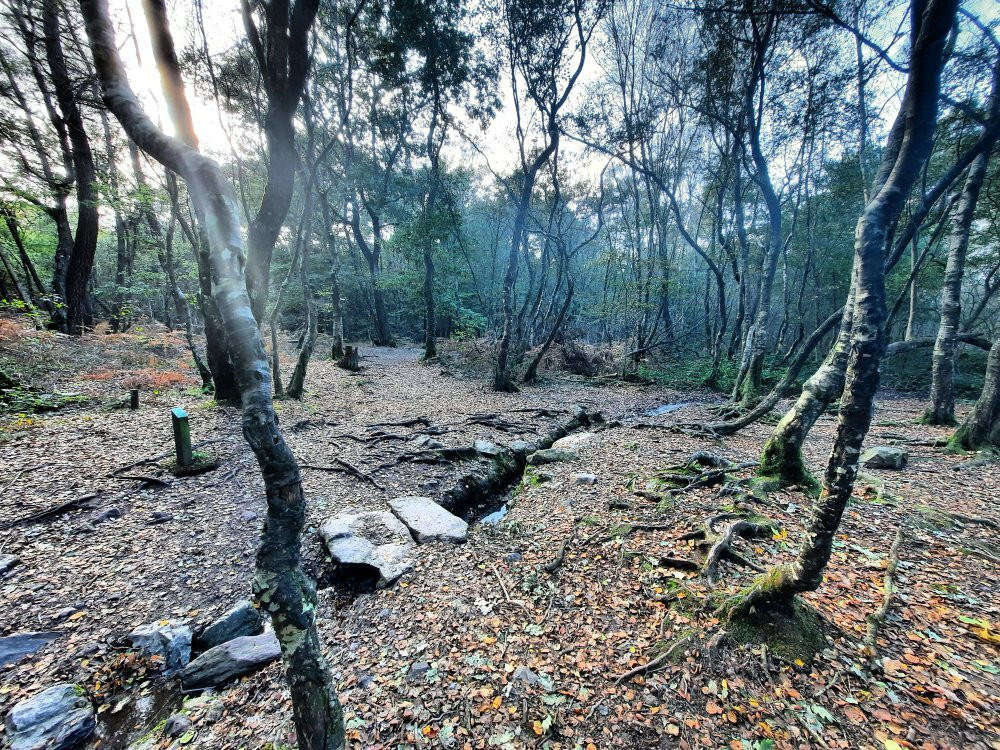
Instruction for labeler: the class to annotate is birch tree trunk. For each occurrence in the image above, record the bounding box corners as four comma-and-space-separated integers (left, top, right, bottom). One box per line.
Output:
950, 337, 1000, 451
80, 2, 344, 746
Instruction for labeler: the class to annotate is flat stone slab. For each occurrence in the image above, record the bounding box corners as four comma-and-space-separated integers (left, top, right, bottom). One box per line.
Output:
572, 473, 598, 485
5, 683, 95, 750
128, 621, 192, 672
182, 632, 281, 690
0, 632, 60, 668
319, 510, 415, 587
389, 496, 468, 544
527, 448, 578, 466
193, 600, 263, 652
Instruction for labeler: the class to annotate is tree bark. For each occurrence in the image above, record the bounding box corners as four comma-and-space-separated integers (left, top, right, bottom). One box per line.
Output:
79, 3, 345, 746
951, 338, 1000, 450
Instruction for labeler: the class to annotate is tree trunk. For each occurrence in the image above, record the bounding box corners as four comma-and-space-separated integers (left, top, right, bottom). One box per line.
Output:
951, 338, 1000, 450
731, 0, 956, 618
926, 61, 999, 423
44, 0, 98, 334
80, 2, 345, 746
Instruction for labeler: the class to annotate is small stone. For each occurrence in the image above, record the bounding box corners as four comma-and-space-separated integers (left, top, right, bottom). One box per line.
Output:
182, 632, 281, 690
527, 448, 578, 466
4, 683, 95, 750
551, 432, 595, 451
91, 507, 122, 524
508, 440, 537, 455
1, 554, 22, 577
503, 552, 523, 564
238, 511, 258, 522
474, 439, 501, 456
412, 434, 444, 449
148, 511, 173, 524
162, 714, 192, 738
571, 473, 598, 485
357, 674, 374, 690
860, 446, 908, 470
407, 661, 430, 683
389, 496, 468, 544
52, 607, 79, 622
128, 621, 192, 672
512, 666, 539, 684
193, 601, 263, 652
0, 632, 61, 668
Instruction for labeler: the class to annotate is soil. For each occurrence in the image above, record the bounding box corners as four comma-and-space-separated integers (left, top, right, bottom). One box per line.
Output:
0, 319, 997, 750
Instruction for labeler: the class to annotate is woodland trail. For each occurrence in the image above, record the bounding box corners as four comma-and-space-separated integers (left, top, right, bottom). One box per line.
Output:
0, 338, 998, 750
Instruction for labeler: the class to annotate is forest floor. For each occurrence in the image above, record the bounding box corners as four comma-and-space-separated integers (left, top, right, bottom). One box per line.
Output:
0, 316, 997, 750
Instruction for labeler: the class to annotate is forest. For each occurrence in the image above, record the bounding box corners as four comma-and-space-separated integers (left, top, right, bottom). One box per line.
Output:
0, 0, 998, 748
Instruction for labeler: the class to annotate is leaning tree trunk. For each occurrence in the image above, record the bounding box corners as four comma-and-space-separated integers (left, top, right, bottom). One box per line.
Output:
729, 0, 956, 619
926, 62, 999, 423
80, 2, 345, 747
950, 337, 1000, 451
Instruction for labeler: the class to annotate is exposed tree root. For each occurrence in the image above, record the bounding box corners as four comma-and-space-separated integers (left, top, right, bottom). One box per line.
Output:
107, 438, 228, 476
3, 492, 102, 529
301, 458, 384, 489
862, 527, 905, 663
614, 634, 694, 684
544, 527, 577, 573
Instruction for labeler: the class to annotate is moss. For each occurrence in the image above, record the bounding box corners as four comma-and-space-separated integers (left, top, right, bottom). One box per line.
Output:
758, 436, 820, 494
170, 451, 219, 477
725, 598, 826, 664
650, 629, 698, 662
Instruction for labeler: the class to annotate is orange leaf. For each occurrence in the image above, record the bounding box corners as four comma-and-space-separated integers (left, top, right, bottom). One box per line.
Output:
706, 701, 723, 715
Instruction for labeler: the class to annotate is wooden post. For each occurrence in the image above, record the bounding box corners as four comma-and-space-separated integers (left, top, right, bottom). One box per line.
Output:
129, 389, 139, 409
171, 407, 192, 466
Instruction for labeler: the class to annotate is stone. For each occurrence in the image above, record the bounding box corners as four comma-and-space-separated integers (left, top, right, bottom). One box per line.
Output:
1, 554, 21, 576
512, 666, 539, 685
474, 439, 501, 456
4, 683, 95, 750
193, 601, 263, 652
527, 448, 578, 466
239, 510, 258, 522
551, 432, 596, 452
52, 607, 79, 622
91, 507, 122, 524
407, 661, 430, 683
181, 632, 281, 690
319, 510, 414, 587
148, 511, 173, 524
389, 496, 468, 544
127, 621, 192, 672
860, 446, 908, 470
162, 714, 192, 738
571, 473, 598, 485
503, 552, 523, 564
0, 632, 60, 667
508, 440, 537, 455
412, 434, 445, 450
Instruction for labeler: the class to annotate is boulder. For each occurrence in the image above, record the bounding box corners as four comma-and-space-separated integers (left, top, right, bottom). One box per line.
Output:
508, 440, 537, 455
474, 439, 501, 456
163, 714, 193, 739
193, 601, 263, 652
571, 473, 598, 485
5, 684, 95, 750
551, 432, 596, 452
1, 553, 21, 577
0, 632, 60, 667
319, 510, 414, 587
181, 632, 281, 690
127, 621, 192, 672
527, 448, 578, 466
389, 496, 468, 544
860, 446, 908, 470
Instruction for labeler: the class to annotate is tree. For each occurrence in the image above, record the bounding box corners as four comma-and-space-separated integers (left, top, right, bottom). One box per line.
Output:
79, 1, 345, 746
950, 337, 1000, 450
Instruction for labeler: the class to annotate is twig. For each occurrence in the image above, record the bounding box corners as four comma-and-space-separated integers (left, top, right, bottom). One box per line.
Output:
614, 634, 694, 683
862, 527, 905, 661
490, 563, 523, 607
0, 462, 50, 495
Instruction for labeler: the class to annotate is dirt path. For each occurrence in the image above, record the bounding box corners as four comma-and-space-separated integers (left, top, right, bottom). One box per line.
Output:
1, 337, 997, 750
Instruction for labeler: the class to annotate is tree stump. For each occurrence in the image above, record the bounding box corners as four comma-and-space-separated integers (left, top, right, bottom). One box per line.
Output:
337, 345, 360, 372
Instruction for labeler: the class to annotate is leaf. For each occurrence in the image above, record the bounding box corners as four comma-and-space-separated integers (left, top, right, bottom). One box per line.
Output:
883, 741, 905, 750
706, 701, 723, 715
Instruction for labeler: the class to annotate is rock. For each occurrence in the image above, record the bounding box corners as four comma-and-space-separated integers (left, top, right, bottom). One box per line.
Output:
527, 448, 578, 466
238, 510, 258, 522
91, 507, 121, 524
162, 714, 192, 738
52, 607, 79, 622
860, 446, 908, 470
389, 496, 468, 544
1, 554, 22, 576
357, 674, 374, 690
181, 632, 281, 690
193, 601, 263, 652
508, 440, 537, 455
474, 439, 501, 456
551, 432, 595, 452
503, 552, 523, 564
127, 621, 192, 671
4, 683, 95, 750
407, 661, 430, 683
412, 434, 445, 450
319, 510, 414, 587
148, 511, 173, 524
0, 632, 61, 667
512, 666, 539, 685
71, 523, 95, 535
571, 473, 598, 485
